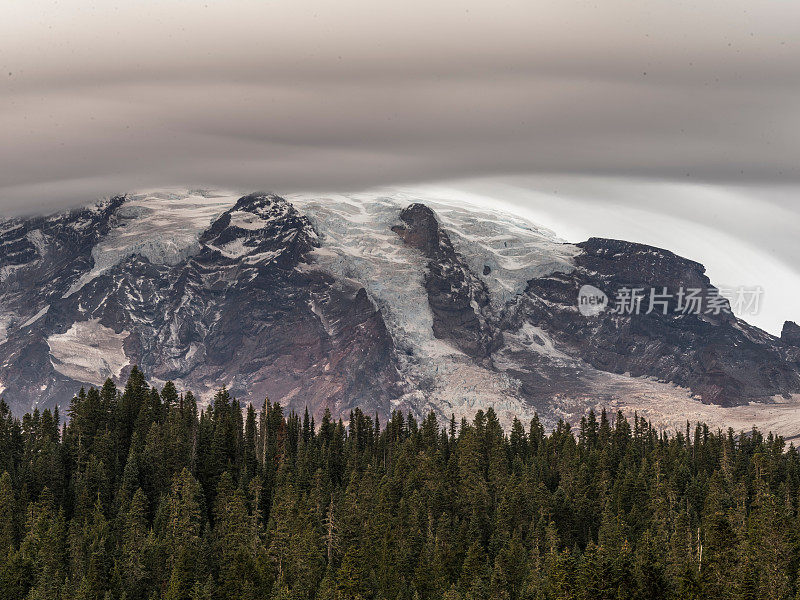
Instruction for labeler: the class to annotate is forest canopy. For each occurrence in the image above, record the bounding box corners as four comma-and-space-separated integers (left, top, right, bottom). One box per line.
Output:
0, 366, 797, 600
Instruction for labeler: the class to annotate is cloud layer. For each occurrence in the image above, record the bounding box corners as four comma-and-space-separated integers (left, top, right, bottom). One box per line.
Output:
2, 0, 800, 213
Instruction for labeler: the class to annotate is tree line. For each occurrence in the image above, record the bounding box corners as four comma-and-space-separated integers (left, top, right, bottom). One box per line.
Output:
0, 366, 798, 599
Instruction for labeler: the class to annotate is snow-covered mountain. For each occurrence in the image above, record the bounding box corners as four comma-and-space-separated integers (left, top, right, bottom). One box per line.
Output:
2, 189, 800, 436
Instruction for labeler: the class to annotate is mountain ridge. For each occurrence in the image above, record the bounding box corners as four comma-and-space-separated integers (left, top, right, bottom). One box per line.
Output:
2, 189, 800, 435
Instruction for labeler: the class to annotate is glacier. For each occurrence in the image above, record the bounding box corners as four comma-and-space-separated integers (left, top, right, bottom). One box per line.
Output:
288, 191, 576, 423
64, 189, 241, 297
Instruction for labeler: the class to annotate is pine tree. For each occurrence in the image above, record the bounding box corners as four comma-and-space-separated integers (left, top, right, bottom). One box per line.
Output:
336, 546, 368, 599
163, 468, 204, 598
0, 471, 16, 560
114, 488, 150, 600
214, 472, 259, 598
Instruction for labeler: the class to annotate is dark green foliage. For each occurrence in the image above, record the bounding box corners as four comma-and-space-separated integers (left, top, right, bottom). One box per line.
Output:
2, 371, 800, 598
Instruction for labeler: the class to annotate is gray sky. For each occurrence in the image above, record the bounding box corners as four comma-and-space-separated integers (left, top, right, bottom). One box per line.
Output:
2, 0, 799, 333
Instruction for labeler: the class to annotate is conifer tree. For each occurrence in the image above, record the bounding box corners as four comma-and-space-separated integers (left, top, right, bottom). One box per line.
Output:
0, 471, 16, 560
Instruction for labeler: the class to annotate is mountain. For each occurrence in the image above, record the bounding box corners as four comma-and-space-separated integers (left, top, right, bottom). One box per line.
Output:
2, 189, 800, 435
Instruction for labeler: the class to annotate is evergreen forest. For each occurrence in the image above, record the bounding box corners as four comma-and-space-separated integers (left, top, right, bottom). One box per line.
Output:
0, 367, 797, 600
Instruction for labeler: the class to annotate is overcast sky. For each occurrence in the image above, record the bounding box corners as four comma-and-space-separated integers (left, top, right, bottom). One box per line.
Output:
2, 0, 799, 333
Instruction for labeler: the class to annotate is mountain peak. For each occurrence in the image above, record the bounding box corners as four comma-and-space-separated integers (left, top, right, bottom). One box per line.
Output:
232, 192, 291, 214
392, 202, 443, 256
782, 321, 800, 346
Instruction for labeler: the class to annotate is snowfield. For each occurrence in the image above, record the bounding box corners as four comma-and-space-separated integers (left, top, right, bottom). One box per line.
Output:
554, 373, 800, 442
65, 189, 240, 296
47, 319, 130, 384
423, 196, 578, 307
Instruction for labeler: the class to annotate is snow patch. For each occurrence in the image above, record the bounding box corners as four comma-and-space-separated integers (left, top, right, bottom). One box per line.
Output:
214, 239, 250, 259
0, 264, 24, 283
47, 319, 130, 384
242, 250, 280, 265
25, 229, 48, 256
508, 323, 571, 361
22, 305, 49, 328
228, 210, 269, 230
0, 312, 11, 345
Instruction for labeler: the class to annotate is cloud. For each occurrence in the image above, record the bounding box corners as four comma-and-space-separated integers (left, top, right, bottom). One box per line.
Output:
2, 0, 799, 213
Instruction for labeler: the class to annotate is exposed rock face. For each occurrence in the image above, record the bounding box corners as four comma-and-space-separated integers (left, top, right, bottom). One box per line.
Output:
0, 198, 125, 404
392, 203, 498, 358
1, 191, 799, 431
512, 238, 800, 405
782, 321, 800, 347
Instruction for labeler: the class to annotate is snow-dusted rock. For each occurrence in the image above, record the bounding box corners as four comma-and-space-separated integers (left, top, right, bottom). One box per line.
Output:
1, 188, 800, 437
